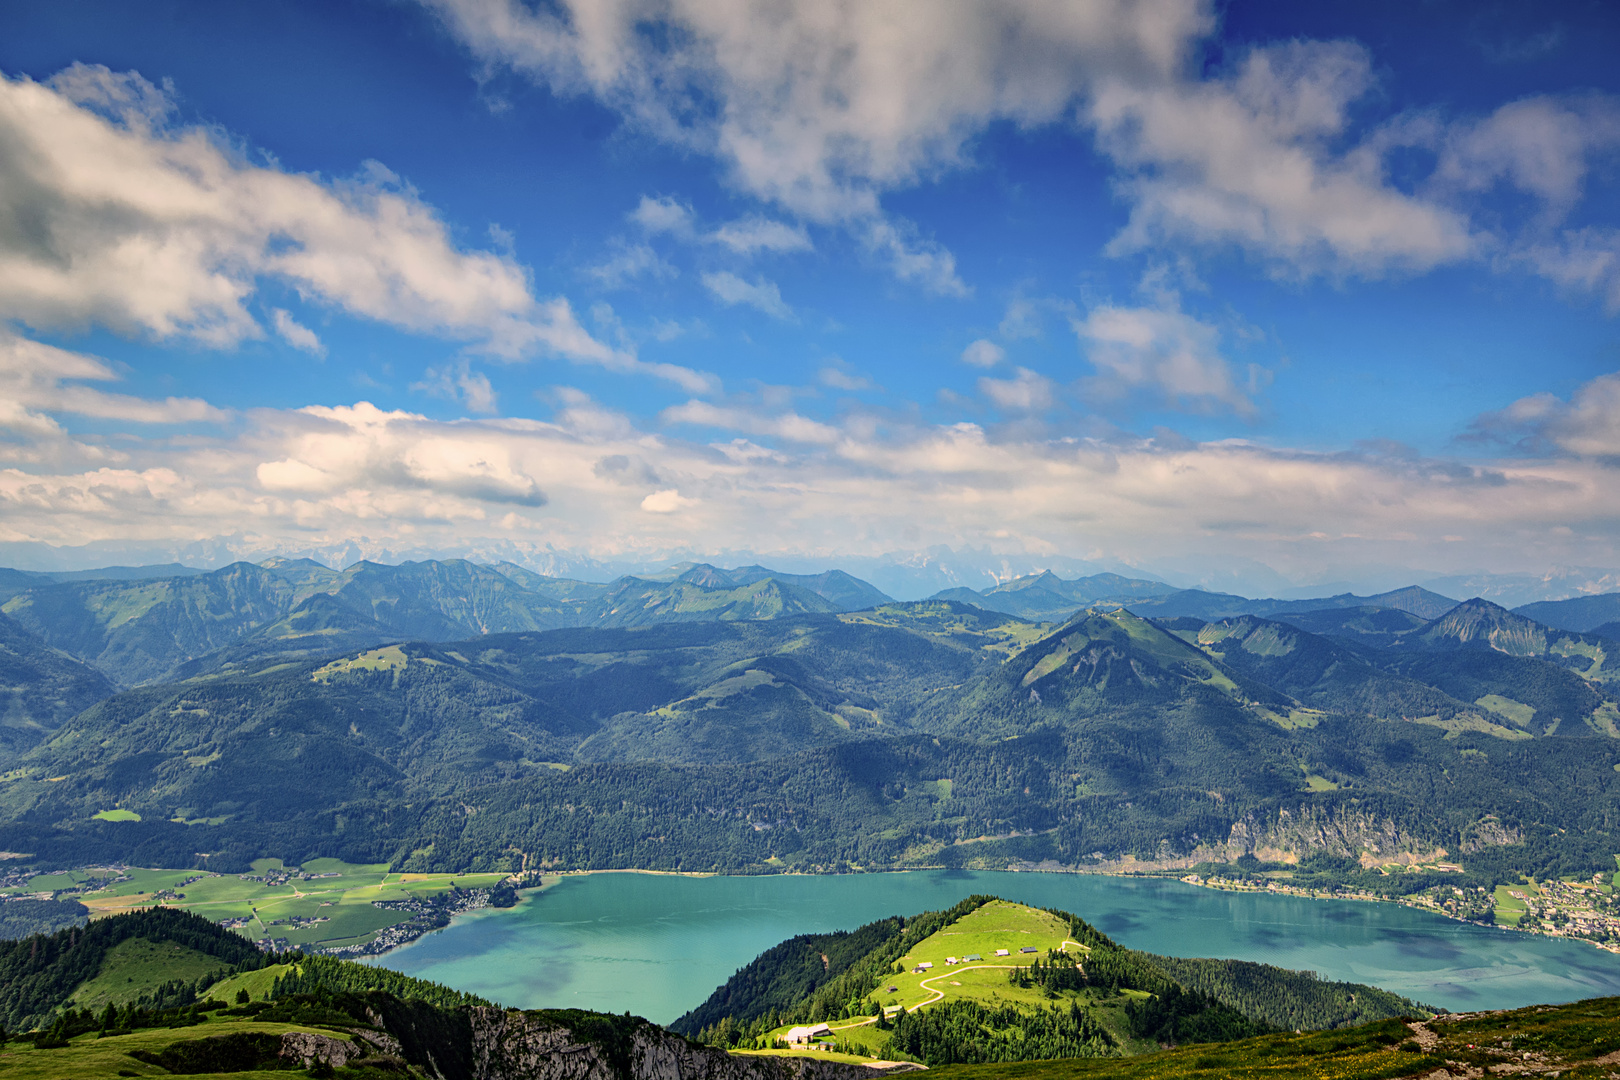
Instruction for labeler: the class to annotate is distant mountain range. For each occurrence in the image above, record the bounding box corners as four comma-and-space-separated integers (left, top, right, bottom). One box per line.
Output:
3, 556, 1619, 697
0, 552, 1616, 884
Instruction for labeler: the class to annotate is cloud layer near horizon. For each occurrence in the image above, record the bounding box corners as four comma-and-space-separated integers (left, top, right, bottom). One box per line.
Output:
5, 333, 1620, 580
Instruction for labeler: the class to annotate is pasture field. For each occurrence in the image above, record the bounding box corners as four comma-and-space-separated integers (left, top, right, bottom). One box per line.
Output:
203, 963, 295, 1005
760, 899, 1090, 1050
68, 938, 233, 1011
3, 858, 524, 951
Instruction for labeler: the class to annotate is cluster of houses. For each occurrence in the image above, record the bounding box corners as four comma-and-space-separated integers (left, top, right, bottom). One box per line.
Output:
784, 1024, 833, 1046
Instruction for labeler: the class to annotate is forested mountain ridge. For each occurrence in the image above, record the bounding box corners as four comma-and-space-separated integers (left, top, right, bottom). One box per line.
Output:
0, 611, 115, 758
4, 591, 1619, 887
2, 559, 1620, 891
0, 558, 894, 689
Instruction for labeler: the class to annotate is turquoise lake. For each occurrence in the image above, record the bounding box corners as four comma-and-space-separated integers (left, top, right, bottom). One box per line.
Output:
369, 870, 1620, 1024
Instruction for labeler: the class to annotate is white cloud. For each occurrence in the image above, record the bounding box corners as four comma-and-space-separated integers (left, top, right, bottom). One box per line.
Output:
1519, 227, 1620, 313
423, 0, 1208, 293
818, 362, 873, 391
1477, 371, 1620, 458
0, 332, 226, 454
586, 241, 678, 287
978, 367, 1055, 412
424, 3, 1620, 291
255, 402, 545, 506
0, 64, 632, 372
662, 399, 840, 444
710, 216, 812, 255
425, 0, 1204, 220
271, 309, 325, 356
411, 360, 500, 415
961, 339, 1005, 368
1435, 95, 1620, 218
863, 218, 969, 297
631, 194, 695, 235
1092, 41, 1476, 276
9, 379, 1620, 580
641, 488, 692, 513
700, 271, 793, 319
1074, 301, 1262, 416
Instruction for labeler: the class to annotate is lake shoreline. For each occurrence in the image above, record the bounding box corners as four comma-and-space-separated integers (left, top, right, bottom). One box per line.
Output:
363, 868, 1620, 1019
359, 862, 1618, 967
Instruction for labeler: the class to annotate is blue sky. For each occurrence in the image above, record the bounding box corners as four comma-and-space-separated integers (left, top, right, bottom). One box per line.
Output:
2, 0, 1620, 597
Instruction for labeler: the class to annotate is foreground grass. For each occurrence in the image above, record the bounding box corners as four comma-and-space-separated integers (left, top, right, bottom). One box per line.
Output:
0, 1018, 352, 1080
933, 996, 1620, 1080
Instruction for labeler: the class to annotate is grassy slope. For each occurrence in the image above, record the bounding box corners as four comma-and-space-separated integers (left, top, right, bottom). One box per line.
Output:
68, 938, 230, 1010
203, 963, 293, 1005
757, 901, 1150, 1057
0, 1018, 356, 1080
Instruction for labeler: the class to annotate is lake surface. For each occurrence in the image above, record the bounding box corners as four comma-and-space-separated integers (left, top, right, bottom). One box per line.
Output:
369, 870, 1620, 1024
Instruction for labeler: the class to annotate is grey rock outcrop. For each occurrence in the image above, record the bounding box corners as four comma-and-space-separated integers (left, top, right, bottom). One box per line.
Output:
465, 1008, 920, 1080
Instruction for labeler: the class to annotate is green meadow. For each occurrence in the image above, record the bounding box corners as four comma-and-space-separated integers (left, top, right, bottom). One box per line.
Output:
5, 859, 520, 951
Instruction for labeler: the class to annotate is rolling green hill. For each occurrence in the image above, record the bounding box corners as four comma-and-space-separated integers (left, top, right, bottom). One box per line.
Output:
672, 896, 1427, 1065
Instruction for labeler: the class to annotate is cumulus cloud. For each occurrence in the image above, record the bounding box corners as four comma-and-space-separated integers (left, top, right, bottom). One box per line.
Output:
961, 339, 1005, 367
411, 360, 500, 414
1519, 227, 1620, 313
425, 0, 1202, 219
631, 194, 696, 235
710, 216, 812, 255
1093, 40, 1476, 275
1473, 371, 1620, 458
423, 0, 1205, 291
8, 375, 1620, 577
255, 402, 546, 506
425, 1, 1620, 293
271, 309, 325, 356
978, 367, 1056, 412
0, 64, 636, 374
640, 488, 692, 513
1074, 301, 1262, 416
700, 271, 793, 319
586, 240, 678, 287
1434, 95, 1620, 218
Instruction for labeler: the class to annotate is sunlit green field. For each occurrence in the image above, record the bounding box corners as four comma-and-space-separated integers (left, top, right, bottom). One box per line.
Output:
5, 858, 522, 951
758, 899, 1090, 1051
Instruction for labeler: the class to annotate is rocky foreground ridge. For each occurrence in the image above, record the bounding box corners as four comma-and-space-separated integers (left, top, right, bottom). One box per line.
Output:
172, 999, 920, 1080
467, 1008, 919, 1080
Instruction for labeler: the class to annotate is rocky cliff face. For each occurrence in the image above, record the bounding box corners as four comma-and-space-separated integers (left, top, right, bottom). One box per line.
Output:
1009, 804, 1520, 874
462, 1008, 916, 1080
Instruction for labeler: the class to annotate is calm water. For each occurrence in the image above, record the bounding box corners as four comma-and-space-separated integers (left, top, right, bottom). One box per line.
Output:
369, 870, 1620, 1024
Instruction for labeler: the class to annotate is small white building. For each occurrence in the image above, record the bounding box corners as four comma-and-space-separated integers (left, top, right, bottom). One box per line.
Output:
786, 1024, 833, 1045
994, 949, 1010, 957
